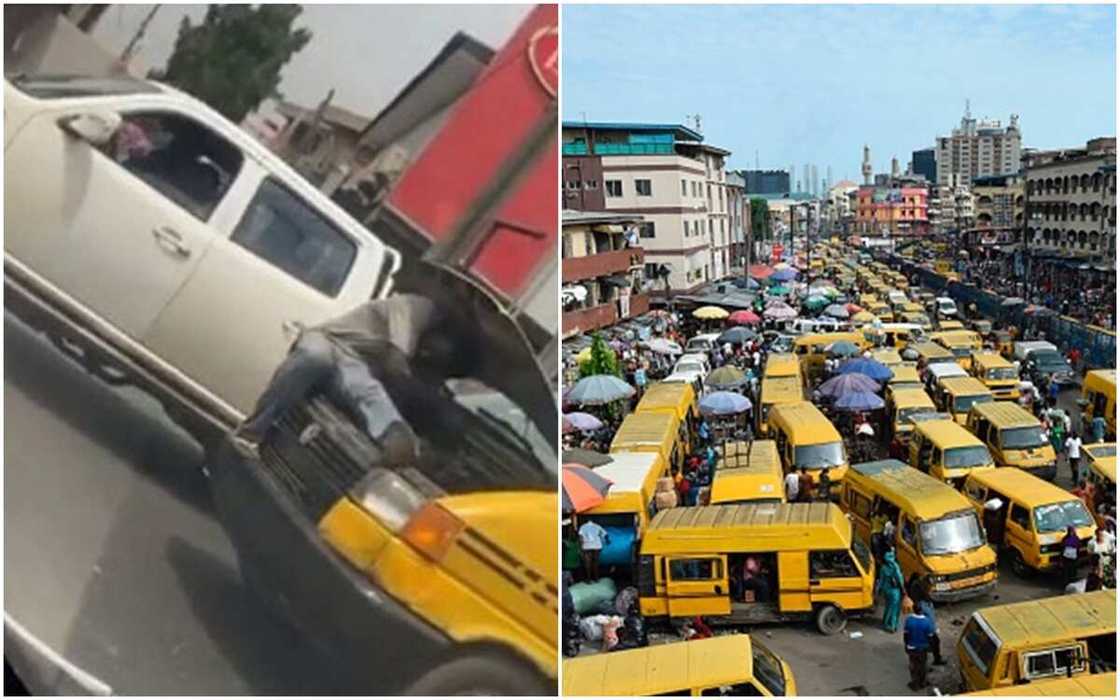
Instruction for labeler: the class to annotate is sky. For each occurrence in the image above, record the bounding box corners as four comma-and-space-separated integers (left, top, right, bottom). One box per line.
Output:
92, 4, 531, 118
563, 3, 1116, 185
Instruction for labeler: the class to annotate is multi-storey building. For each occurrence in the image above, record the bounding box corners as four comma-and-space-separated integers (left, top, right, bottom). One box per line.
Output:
742, 169, 790, 195
561, 210, 648, 337
824, 180, 858, 230
1024, 138, 1117, 263
726, 171, 749, 273
912, 148, 936, 184
854, 186, 929, 236
972, 174, 1024, 230
935, 106, 1021, 186
561, 121, 733, 292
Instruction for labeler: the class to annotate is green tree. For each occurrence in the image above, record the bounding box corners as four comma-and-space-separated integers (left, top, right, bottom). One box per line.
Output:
750, 197, 771, 241
578, 333, 620, 378
150, 5, 311, 123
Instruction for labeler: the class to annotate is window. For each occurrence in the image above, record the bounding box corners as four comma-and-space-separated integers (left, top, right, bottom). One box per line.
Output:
683, 221, 690, 237
961, 618, 998, 675
584, 180, 598, 190
605, 179, 622, 197
231, 177, 357, 297
669, 558, 722, 580
639, 222, 656, 239
104, 111, 244, 221
1010, 504, 1030, 530
566, 180, 579, 191
848, 490, 872, 518
681, 179, 687, 196
636, 179, 653, 196
810, 550, 859, 578
1024, 646, 1085, 681
900, 517, 917, 548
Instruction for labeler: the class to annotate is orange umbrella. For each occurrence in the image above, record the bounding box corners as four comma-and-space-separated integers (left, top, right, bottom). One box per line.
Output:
562, 464, 612, 514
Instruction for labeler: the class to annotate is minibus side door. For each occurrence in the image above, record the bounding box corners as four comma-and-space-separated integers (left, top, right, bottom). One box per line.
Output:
895, 515, 923, 581
808, 549, 865, 609
665, 555, 731, 618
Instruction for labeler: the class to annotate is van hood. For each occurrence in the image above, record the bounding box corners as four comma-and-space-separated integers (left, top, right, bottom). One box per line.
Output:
1003, 446, 1056, 466
924, 544, 997, 575
436, 491, 557, 578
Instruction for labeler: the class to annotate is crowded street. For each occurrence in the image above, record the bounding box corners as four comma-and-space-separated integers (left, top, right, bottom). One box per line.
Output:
561, 239, 1116, 696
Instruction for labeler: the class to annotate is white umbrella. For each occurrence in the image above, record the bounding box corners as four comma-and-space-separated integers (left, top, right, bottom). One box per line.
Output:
644, 337, 682, 355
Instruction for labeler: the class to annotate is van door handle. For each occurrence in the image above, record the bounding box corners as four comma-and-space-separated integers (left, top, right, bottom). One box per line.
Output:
809, 578, 821, 585
713, 585, 722, 595
152, 227, 191, 258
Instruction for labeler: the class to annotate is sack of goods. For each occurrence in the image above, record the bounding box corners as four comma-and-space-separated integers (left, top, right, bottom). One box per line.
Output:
655, 490, 679, 510
656, 477, 675, 493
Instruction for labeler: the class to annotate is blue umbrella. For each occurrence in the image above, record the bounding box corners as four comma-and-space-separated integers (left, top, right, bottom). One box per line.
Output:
826, 340, 861, 357
838, 358, 894, 382
818, 373, 881, 398
566, 374, 636, 406
834, 390, 885, 411
700, 391, 752, 416
770, 268, 798, 282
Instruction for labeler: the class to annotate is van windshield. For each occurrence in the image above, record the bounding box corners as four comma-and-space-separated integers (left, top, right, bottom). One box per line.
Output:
944, 446, 992, 469
1033, 501, 1094, 533
919, 511, 985, 555
961, 617, 998, 676
793, 441, 846, 468
985, 367, 1018, 380
750, 640, 786, 696
851, 533, 872, 573
897, 406, 933, 426
954, 394, 993, 413
1001, 426, 1047, 449
948, 346, 971, 358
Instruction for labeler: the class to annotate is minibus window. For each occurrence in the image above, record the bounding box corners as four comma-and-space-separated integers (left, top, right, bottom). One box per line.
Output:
961, 618, 998, 676
851, 536, 872, 573
1033, 501, 1094, 533
1001, 427, 1048, 450
954, 394, 993, 413
793, 441, 845, 468
810, 550, 859, 578
669, 558, 722, 580
944, 446, 992, 468
1010, 505, 1030, 530
919, 512, 985, 555
751, 640, 787, 696
986, 367, 1017, 380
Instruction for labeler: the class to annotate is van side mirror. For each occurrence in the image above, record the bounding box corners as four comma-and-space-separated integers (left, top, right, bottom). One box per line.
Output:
58, 111, 122, 147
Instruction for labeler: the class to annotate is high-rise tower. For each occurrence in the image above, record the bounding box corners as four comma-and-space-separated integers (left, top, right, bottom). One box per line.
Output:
861, 145, 873, 185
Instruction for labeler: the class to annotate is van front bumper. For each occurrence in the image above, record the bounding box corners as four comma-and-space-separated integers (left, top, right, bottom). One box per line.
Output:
929, 578, 997, 603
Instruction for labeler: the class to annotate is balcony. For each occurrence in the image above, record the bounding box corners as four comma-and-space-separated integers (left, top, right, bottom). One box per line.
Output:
562, 293, 650, 337
562, 247, 644, 283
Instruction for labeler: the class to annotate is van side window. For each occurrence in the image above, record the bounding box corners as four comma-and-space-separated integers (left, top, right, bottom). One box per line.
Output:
810, 550, 859, 578
900, 517, 917, 547
848, 490, 872, 518
964, 481, 986, 502
931, 447, 942, 467
1010, 504, 1031, 530
1024, 645, 1086, 680
669, 558, 722, 581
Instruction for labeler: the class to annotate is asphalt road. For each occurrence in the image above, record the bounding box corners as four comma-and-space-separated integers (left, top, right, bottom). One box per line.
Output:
3, 312, 355, 694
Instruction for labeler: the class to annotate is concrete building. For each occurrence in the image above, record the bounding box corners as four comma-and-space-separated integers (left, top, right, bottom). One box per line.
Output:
561, 210, 648, 337
972, 174, 1024, 231
726, 171, 749, 273
855, 185, 929, 236
936, 105, 1021, 186
912, 148, 936, 183
1024, 138, 1117, 263
824, 180, 859, 230
562, 155, 606, 211
561, 121, 733, 292
742, 169, 790, 195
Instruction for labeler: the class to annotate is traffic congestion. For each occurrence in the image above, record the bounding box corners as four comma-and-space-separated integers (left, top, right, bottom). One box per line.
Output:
560, 240, 1116, 696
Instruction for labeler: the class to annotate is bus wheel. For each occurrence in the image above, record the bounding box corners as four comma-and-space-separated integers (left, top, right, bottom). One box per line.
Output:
405, 652, 552, 696
815, 604, 847, 635
1010, 550, 1032, 578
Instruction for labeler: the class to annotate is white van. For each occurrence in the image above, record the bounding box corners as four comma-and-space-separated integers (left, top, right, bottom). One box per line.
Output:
685, 332, 721, 354
673, 353, 711, 382
935, 297, 959, 318
789, 318, 845, 336
1012, 340, 1058, 362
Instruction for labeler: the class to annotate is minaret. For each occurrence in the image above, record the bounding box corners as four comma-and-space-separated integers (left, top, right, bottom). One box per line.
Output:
891, 156, 900, 179
861, 145, 872, 185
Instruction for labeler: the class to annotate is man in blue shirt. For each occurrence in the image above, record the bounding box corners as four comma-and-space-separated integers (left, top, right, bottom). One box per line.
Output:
903, 606, 935, 690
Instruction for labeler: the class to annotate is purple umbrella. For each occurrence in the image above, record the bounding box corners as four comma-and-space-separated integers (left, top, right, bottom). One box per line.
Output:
770, 268, 799, 282
563, 412, 604, 432
818, 373, 881, 398
838, 358, 894, 382
834, 390, 885, 411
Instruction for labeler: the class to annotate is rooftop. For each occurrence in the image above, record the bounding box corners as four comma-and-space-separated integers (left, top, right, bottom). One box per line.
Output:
562, 209, 644, 226
562, 120, 704, 142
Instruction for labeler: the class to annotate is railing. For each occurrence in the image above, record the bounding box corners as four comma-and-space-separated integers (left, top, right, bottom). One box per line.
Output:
561, 292, 650, 337
562, 247, 644, 283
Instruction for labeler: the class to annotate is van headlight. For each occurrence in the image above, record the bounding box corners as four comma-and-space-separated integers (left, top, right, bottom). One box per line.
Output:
350, 468, 430, 532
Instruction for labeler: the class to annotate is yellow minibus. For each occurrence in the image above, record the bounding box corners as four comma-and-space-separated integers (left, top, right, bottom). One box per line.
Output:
711, 440, 785, 506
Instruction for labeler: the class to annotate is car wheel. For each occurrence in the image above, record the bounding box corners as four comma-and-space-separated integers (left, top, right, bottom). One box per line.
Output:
1010, 549, 1031, 578
404, 652, 552, 696
815, 604, 847, 635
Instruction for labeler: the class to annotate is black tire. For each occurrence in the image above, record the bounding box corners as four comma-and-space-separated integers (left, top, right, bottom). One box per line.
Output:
815, 604, 847, 635
1010, 549, 1032, 578
404, 652, 552, 696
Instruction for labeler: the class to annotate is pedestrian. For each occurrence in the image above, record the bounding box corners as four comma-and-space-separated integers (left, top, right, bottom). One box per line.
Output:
903, 592, 935, 690
797, 466, 814, 503
1048, 377, 1060, 408
1060, 525, 1081, 586
1066, 433, 1083, 482
1091, 414, 1107, 443
816, 467, 832, 502
913, 588, 946, 666
578, 519, 609, 581
870, 508, 891, 561
1088, 527, 1116, 559
784, 468, 800, 502
1050, 418, 1066, 456
874, 549, 906, 632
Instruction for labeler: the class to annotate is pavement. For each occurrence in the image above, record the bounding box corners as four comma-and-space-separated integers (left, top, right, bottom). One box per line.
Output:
3, 312, 357, 694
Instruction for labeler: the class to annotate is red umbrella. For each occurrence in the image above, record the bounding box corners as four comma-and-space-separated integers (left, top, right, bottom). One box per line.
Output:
727, 309, 761, 325
748, 264, 775, 280
562, 464, 612, 514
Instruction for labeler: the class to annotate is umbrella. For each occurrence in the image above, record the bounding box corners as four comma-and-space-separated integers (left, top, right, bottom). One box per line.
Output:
767, 285, 791, 296
824, 304, 850, 319
562, 464, 612, 514
770, 268, 799, 282
838, 357, 894, 382
644, 337, 683, 355
727, 309, 761, 325
803, 295, 829, 311
826, 340, 861, 357
1000, 297, 1026, 307
706, 365, 748, 389
901, 347, 920, 361
852, 310, 876, 323
773, 262, 792, 270
834, 390, 885, 411
700, 391, 753, 416
562, 448, 613, 467
764, 303, 797, 320
718, 327, 756, 345
566, 374, 636, 406
693, 305, 730, 320
749, 264, 775, 280
818, 373, 881, 398
563, 412, 603, 432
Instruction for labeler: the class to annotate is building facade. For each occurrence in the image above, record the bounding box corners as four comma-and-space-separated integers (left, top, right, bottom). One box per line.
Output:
854, 186, 929, 236
562, 121, 733, 292
743, 169, 790, 195
726, 171, 749, 274
912, 148, 936, 183
1024, 138, 1117, 263
562, 155, 606, 211
972, 174, 1024, 230
935, 107, 1021, 186
561, 211, 648, 337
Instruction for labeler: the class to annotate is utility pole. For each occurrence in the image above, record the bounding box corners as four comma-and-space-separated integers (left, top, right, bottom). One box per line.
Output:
120, 4, 161, 65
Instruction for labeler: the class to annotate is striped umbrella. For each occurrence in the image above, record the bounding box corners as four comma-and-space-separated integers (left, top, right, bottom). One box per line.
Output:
562, 464, 612, 514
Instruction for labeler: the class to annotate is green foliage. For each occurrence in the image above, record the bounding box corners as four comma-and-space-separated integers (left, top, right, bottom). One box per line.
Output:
750, 198, 771, 240
150, 5, 312, 123
579, 333, 621, 378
